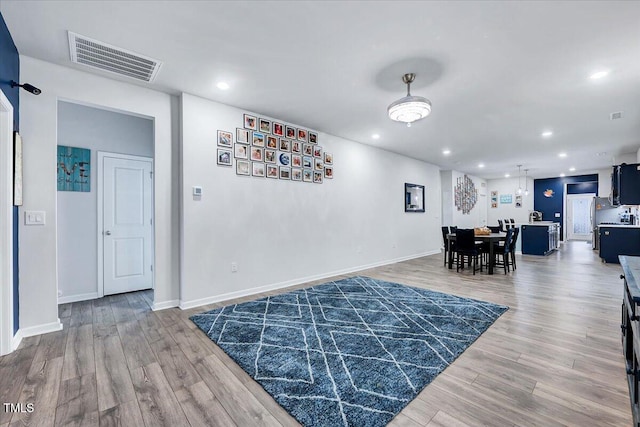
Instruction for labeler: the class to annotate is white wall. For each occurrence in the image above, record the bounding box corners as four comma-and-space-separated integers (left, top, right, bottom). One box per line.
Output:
57, 102, 153, 302
440, 170, 486, 228
19, 56, 177, 333
486, 177, 534, 226
180, 93, 442, 307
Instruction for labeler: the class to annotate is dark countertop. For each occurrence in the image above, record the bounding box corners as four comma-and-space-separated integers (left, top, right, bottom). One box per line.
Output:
621, 256, 640, 302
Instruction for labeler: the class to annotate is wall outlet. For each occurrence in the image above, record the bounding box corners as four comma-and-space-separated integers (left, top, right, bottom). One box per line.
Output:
231, 262, 238, 273
554, 212, 561, 218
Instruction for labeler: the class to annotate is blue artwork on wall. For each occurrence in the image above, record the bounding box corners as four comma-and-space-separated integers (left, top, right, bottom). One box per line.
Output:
57, 145, 91, 192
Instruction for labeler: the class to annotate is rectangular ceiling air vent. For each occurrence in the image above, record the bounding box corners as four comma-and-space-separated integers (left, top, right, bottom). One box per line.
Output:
610, 111, 624, 120
68, 31, 162, 83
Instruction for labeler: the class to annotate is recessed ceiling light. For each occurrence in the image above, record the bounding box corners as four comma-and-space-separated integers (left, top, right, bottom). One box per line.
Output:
372, 134, 380, 139
216, 81, 230, 90
504, 173, 510, 178
542, 131, 553, 138
569, 167, 576, 172
590, 70, 610, 80
478, 163, 485, 168
442, 149, 451, 155
558, 152, 567, 158
560, 173, 566, 177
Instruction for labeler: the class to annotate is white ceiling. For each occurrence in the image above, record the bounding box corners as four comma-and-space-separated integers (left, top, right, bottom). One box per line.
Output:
2, 0, 639, 179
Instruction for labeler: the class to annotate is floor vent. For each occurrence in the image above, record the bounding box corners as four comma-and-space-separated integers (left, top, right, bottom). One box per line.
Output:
68, 31, 162, 83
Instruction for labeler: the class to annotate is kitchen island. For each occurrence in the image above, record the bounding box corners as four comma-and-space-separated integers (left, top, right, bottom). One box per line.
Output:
521, 222, 560, 256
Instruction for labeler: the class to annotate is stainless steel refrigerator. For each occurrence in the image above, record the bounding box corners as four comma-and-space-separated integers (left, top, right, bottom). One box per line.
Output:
591, 197, 625, 250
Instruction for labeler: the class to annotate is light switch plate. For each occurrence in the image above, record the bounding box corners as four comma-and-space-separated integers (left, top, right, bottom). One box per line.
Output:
25, 211, 46, 225
193, 186, 202, 197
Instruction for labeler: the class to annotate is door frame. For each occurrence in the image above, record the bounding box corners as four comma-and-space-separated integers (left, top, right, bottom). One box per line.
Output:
97, 151, 154, 298
564, 192, 596, 241
0, 89, 14, 356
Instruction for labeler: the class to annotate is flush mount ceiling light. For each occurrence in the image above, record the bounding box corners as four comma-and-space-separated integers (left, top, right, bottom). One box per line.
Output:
387, 73, 431, 127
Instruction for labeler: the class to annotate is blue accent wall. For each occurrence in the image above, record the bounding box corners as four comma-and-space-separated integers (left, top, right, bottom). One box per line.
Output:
0, 11, 20, 334
534, 174, 598, 240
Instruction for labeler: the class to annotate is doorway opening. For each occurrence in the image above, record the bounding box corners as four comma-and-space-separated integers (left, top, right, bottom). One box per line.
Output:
566, 193, 596, 241
0, 89, 14, 355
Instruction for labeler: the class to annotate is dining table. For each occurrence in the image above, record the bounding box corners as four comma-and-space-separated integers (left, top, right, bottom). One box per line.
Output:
446, 232, 507, 275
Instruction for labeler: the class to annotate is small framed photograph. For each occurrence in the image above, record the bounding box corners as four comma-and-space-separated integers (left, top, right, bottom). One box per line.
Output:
313, 146, 323, 158
278, 152, 291, 166
218, 130, 233, 147
303, 156, 313, 168
244, 114, 257, 130
324, 166, 333, 179
291, 154, 302, 168
252, 162, 265, 177
279, 166, 291, 180
252, 132, 265, 147
236, 160, 250, 176
286, 126, 296, 139
273, 122, 284, 136
292, 168, 302, 181
303, 169, 313, 182
279, 139, 291, 152
234, 143, 249, 159
264, 149, 276, 164
313, 171, 323, 184
236, 128, 250, 144
250, 147, 264, 162
266, 135, 278, 149
266, 164, 278, 179
291, 140, 302, 154
303, 144, 313, 156
324, 152, 333, 165
314, 158, 323, 171
217, 149, 232, 166
297, 128, 307, 142
309, 132, 318, 144
259, 118, 271, 134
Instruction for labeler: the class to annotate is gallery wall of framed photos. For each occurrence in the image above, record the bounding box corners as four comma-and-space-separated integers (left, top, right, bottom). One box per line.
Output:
216, 113, 333, 184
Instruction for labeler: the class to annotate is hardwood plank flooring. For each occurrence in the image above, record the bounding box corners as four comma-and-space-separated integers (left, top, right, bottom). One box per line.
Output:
0, 241, 632, 425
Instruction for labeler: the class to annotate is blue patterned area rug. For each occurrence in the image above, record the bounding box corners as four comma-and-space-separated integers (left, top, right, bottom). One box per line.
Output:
190, 276, 508, 427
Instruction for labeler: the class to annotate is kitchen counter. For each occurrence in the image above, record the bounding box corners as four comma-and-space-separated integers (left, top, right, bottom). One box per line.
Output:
600, 226, 640, 263
526, 221, 558, 226
598, 224, 640, 228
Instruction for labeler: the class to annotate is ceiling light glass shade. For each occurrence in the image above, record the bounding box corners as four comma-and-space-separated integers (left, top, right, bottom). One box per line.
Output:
387, 95, 432, 124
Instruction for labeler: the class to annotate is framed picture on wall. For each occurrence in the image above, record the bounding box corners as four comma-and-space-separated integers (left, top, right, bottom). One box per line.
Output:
324, 152, 333, 165
286, 126, 296, 139
252, 162, 265, 177
313, 171, 323, 184
217, 130, 233, 147
324, 166, 333, 179
309, 132, 318, 144
236, 160, 250, 176
279, 138, 291, 152
291, 141, 301, 154
279, 166, 291, 180
234, 144, 248, 159
266, 164, 278, 179
314, 158, 323, 171
250, 147, 264, 162
259, 118, 272, 134
266, 135, 278, 149
278, 152, 291, 166
313, 146, 323, 158
303, 169, 313, 182
265, 149, 276, 164
14, 132, 23, 205
217, 149, 232, 166
292, 168, 302, 181
303, 144, 313, 156
273, 122, 284, 136
303, 156, 313, 169
291, 154, 302, 168
57, 145, 90, 192
244, 114, 257, 130
236, 128, 250, 144
298, 128, 308, 142
252, 132, 265, 147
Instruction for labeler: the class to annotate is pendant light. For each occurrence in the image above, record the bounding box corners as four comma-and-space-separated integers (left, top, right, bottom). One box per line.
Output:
524, 169, 530, 196
516, 165, 523, 195
388, 73, 432, 127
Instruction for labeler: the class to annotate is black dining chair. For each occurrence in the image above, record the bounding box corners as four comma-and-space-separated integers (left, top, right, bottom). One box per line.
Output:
455, 229, 482, 274
509, 227, 520, 270
441, 226, 458, 267
497, 219, 504, 232
494, 227, 515, 274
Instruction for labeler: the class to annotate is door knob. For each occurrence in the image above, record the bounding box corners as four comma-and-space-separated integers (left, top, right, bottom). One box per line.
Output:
104, 230, 111, 236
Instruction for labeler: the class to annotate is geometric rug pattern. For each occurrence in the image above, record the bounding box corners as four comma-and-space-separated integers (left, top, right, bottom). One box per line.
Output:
190, 276, 508, 427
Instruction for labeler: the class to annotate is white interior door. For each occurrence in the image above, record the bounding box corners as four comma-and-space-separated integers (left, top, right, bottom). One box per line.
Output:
566, 193, 595, 241
100, 153, 153, 296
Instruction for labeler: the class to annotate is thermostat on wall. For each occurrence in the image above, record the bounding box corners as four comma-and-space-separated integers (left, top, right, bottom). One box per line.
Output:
193, 186, 202, 197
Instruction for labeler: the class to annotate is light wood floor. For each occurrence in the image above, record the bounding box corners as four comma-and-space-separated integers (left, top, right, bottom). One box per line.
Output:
0, 241, 632, 426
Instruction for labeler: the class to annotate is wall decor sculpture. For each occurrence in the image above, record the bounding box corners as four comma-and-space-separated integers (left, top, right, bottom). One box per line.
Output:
454, 174, 477, 214
57, 145, 90, 192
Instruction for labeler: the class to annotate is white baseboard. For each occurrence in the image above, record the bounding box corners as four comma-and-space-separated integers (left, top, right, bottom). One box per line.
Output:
18, 319, 63, 339
58, 292, 99, 304
11, 329, 23, 352
179, 250, 440, 310
152, 299, 180, 311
